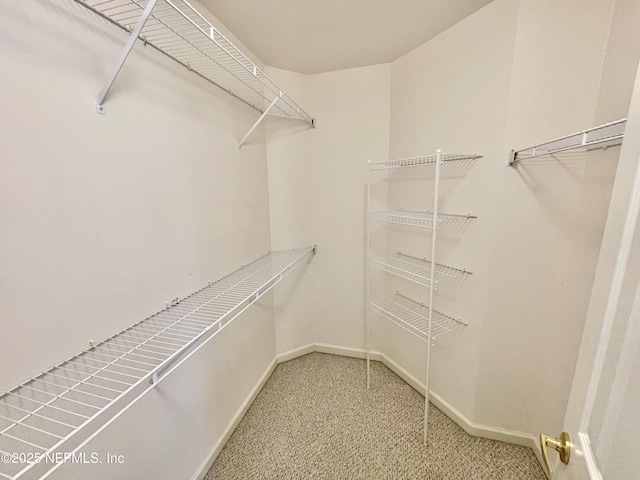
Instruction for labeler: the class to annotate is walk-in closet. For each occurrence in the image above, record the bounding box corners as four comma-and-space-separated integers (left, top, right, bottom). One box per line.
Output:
2, 1, 640, 479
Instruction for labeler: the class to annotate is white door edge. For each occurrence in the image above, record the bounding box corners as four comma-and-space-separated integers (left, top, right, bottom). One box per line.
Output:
578, 432, 603, 480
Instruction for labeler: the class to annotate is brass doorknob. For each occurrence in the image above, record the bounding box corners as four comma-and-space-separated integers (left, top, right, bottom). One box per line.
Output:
540, 431, 571, 477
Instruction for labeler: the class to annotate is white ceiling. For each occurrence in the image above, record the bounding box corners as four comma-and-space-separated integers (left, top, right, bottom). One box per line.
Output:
201, 0, 494, 75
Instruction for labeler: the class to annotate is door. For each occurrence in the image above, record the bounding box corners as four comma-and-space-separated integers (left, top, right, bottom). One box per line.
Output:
543, 63, 640, 480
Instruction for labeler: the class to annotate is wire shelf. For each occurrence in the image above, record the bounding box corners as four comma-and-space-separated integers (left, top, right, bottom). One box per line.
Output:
0, 246, 315, 480
370, 153, 481, 171
370, 293, 466, 343
509, 118, 626, 165
76, 0, 313, 124
369, 251, 470, 287
369, 209, 476, 229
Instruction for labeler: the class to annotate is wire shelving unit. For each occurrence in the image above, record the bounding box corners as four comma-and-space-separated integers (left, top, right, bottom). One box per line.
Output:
508, 118, 626, 165
0, 246, 315, 480
365, 152, 478, 445
371, 293, 467, 344
74, 0, 314, 146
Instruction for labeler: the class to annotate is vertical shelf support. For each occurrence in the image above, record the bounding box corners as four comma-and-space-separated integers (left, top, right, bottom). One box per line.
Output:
423, 150, 441, 445
95, 0, 159, 114
366, 161, 372, 389
238, 95, 280, 148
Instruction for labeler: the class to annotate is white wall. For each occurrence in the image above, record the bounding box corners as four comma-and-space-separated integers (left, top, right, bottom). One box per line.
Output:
265, 0, 640, 444
266, 64, 391, 354
0, 1, 278, 478
382, 0, 520, 423
477, 0, 638, 437
384, 0, 639, 439
475, 0, 616, 436
264, 68, 319, 353
4, 1, 640, 478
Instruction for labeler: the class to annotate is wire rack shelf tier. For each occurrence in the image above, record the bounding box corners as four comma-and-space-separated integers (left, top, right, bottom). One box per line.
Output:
509, 118, 626, 165
370, 153, 481, 171
76, 0, 313, 126
369, 252, 471, 288
371, 293, 466, 344
369, 210, 476, 229
0, 246, 315, 480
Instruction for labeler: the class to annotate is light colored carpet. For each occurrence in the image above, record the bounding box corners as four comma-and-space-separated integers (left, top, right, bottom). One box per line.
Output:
206, 353, 547, 479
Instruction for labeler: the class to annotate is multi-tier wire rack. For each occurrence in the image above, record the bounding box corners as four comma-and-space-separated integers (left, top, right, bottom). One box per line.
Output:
365, 152, 479, 444
0, 246, 315, 480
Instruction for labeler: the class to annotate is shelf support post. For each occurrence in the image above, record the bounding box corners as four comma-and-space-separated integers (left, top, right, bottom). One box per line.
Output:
424, 149, 441, 445
95, 0, 159, 114
238, 95, 280, 148
365, 161, 372, 389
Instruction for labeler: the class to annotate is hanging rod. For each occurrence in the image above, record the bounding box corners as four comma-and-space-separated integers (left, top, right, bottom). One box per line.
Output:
508, 118, 627, 165
74, 0, 314, 145
0, 246, 315, 480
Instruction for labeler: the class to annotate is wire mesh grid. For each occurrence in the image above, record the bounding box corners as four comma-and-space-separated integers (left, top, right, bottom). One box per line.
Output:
370, 153, 481, 171
394, 251, 471, 279
511, 118, 626, 163
369, 252, 459, 287
79, 0, 313, 123
0, 246, 314, 480
369, 210, 476, 229
370, 293, 466, 343
370, 253, 432, 287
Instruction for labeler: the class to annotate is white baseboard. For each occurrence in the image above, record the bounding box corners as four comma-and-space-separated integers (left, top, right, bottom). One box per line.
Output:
277, 342, 377, 362
376, 351, 537, 450
295, 345, 539, 453
276, 343, 316, 363
314, 342, 378, 360
193, 343, 542, 479
191, 356, 278, 480
324, 346, 543, 470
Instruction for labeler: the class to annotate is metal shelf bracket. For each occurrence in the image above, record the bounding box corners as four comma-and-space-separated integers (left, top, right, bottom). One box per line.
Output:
238, 95, 280, 149
94, 0, 159, 115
